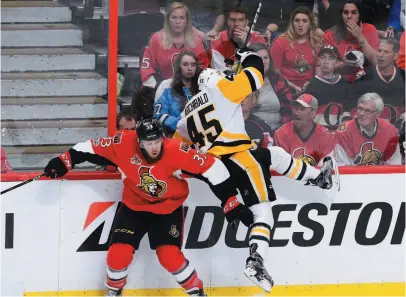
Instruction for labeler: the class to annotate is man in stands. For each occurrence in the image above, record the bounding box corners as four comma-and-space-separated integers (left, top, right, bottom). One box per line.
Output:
351, 38, 405, 125
210, 4, 266, 71
335, 93, 402, 165
301, 45, 352, 130
116, 110, 137, 130
43, 118, 253, 297
273, 94, 336, 166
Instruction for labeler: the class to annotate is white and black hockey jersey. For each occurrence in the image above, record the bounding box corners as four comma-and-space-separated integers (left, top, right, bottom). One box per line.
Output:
175, 57, 264, 156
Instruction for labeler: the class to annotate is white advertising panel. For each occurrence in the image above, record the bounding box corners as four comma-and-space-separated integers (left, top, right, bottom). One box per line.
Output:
1, 173, 405, 296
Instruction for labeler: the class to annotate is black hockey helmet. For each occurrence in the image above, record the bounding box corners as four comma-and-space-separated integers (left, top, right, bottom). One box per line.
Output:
136, 118, 164, 141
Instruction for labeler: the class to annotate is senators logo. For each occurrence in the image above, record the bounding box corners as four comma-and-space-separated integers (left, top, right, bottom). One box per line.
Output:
130, 154, 142, 165
169, 225, 180, 238
292, 148, 317, 166
294, 54, 310, 74
354, 142, 383, 165
137, 166, 167, 197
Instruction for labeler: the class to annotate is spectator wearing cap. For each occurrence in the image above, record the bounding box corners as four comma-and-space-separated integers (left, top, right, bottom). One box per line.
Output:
301, 44, 352, 130
241, 91, 274, 150
351, 38, 405, 125
323, 1, 379, 81
140, 2, 210, 88
210, 4, 266, 71
335, 92, 401, 165
273, 94, 336, 166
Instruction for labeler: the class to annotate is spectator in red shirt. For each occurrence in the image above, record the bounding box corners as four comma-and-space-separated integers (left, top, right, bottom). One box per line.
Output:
335, 92, 401, 165
141, 2, 210, 88
324, 1, 379, 81
273, 94, 336, 167
397, 31, 405, 81
270, 6, 324, 93
210, 4, 266, 71
1, 147, 13, 173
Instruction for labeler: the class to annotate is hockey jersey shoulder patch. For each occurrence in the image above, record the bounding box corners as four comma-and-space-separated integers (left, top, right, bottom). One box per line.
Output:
337, 123, 348, 132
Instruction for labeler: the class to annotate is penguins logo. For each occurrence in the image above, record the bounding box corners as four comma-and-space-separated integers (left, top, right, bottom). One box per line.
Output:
292, 148, 317, 166
137, 166, 167, 197
355, 142, 383, 165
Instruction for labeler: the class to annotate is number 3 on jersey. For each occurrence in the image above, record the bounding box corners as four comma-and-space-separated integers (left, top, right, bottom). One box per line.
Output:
186, 104, 223, 148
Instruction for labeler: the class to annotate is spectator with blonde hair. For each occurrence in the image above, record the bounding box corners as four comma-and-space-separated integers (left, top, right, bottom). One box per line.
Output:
270, 6, 324, 93
141, 2, 210, 88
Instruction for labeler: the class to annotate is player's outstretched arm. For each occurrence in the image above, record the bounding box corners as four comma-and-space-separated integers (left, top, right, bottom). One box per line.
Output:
44, 133, 121, 179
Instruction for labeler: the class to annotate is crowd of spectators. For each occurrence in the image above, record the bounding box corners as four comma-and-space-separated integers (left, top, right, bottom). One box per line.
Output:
132, 0, 405, 166
126, 0, 406, 166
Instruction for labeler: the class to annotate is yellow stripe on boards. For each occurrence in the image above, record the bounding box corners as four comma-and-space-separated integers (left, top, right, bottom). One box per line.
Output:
24, 282, 405, 296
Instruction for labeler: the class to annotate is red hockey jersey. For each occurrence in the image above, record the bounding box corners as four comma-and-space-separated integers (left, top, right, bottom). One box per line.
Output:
74, 131, 228, 214
141, 31, 210, 87
273, 122, 335, 166
270, 37, 318, 88
334, 118, 401, 165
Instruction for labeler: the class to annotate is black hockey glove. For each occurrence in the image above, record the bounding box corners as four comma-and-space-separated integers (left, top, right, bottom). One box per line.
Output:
222, 196, 254, 228
44, 152, 72, 179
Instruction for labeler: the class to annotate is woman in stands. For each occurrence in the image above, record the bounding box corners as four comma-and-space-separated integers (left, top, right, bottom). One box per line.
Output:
141, 2, 210, 89
249, 43, 293, 133
153, 50, 200, 136
270, 6, 324, 93
323, 1, 379, 81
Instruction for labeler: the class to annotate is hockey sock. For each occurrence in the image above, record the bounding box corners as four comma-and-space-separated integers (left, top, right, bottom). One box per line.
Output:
249, 222, 271, 258
156, 245, 203, 291
106, 243, 134, 289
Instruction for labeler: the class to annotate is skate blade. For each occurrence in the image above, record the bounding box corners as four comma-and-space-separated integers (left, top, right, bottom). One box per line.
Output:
244, 267, 273, 293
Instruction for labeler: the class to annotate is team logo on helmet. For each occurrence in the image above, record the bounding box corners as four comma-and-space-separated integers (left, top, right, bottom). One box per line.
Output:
292, 148, 317, 166
355, 142, 383, 165
137, 166, 167, 197
169, 225, 179, 238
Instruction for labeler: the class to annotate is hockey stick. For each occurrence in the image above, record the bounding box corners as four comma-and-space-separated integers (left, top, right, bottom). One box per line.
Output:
233, 0, 262, 73
0, 172, 48, 195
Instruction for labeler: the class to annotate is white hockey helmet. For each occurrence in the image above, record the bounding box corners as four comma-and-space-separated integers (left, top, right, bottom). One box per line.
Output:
198, 68, 225, 90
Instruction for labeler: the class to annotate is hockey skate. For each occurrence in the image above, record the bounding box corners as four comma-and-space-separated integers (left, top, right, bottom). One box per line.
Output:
104, 284, 122, 297
308, 156, 340, 191
185, 288, 207, 296
244, 251, 274, 293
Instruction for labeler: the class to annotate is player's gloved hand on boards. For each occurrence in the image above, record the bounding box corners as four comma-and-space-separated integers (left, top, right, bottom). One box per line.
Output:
307, 156, 336, 189
235, 47, 258, 63
222, 196, 254, 228
44, 151, 72, 179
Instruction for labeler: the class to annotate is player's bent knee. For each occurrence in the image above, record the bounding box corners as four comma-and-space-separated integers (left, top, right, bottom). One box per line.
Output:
156, 245, 185, 272
107, 243, 134, 270
250, 202, 274, 227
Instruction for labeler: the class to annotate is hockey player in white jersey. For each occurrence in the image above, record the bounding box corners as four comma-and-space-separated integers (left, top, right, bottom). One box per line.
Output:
175, 48, 340, 293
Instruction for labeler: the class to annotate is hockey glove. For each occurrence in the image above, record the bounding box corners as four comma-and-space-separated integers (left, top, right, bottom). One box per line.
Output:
307, 156, 339, 190
222, 196, 254, 228
235, 47, 259, 64
44, 152, 72, 179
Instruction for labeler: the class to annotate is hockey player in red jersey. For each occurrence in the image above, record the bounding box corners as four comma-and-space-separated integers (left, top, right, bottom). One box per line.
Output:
43, 118, 253, 297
